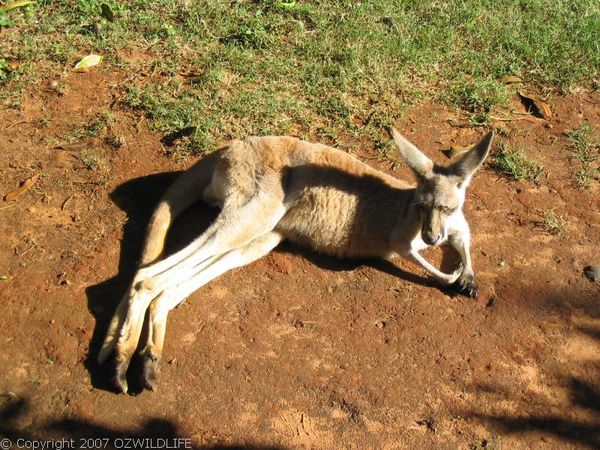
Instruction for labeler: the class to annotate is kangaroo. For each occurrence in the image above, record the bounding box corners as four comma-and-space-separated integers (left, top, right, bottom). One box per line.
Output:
97, 128, 493, 393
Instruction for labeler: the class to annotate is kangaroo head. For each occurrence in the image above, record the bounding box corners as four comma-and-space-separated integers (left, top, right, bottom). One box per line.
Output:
392, 129, 493, 246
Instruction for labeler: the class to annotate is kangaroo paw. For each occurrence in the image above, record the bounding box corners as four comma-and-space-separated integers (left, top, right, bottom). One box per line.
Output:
140, 351, 160, 391
452, 273, 479, 297
113, 360, 130, 394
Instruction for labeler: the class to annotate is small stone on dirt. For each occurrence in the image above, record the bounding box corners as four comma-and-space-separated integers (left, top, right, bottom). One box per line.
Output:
52, 150, 73, 168
583, 265, 600, 282
270, 254, 293, 274
375, 320, 386, 328
416, 418, 436, 433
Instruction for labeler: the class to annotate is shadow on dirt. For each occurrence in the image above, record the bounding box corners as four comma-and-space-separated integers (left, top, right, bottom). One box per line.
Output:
279, 241, 455, 292
0, 397, 285, 450
465, 325, 600, 449
468, 383, 600, 448
84, 170, 468, 393
85, 171, 183, 393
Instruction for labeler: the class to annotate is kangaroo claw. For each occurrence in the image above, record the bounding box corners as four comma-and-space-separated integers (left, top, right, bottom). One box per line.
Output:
452, 273, 479, 297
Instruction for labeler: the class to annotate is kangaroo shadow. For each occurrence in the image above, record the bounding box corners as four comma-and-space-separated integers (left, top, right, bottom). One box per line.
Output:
277, 241, 455, 292
85, 171, 189, 393
85, 170, 462, 393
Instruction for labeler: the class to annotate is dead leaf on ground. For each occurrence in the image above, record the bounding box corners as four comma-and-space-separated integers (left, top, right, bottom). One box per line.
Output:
73, 54, 103, 72
4, 174, 39, 202
503, 75, 523, 84
52, 150, 76, 168
441, 143, 475, 159
518, 91, 552, 119
53, 143, 86, 151
7, 58, 21, 70
0, 0, 35, 12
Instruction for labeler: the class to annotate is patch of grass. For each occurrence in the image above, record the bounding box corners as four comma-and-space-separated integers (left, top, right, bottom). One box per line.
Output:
56, 112, 114, 143
447, 77, 510, 125
542, 209, 566, 236
1, 1, 599, 153
79, 148, 102, 170
85, 112, 113, 137
567, 122, 599, 188
493, 143, 544, 183
105, 135, 125, 148
221, 11, 276, 49
0, 57, 11, 81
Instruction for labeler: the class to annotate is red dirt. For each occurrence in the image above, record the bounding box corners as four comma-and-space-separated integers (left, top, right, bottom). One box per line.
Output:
0, 71, 599, 449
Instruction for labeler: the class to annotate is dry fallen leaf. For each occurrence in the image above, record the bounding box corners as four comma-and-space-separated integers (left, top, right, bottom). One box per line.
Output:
502, 75, 523, 84
52, 150, 76, 168
4, 174, 39, 202
441, 143, 475, 159
0, 0, 35, 12
518, 91, 552, 119
53, 143, 86, 151
7, 58, 21, 70
73, 54, 103, 72
276, 0, 297, 9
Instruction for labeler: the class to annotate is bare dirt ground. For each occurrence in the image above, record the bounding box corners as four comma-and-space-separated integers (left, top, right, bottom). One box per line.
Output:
1, 71, 599, 449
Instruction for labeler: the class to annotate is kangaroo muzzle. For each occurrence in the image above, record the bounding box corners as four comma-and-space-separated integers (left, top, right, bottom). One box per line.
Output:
422, 210, 444, 245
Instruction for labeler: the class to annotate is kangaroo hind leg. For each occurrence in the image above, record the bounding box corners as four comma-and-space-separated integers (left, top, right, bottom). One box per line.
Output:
97, 151, 222, 378
140, 231, 283, 390
109, 193, 286, 393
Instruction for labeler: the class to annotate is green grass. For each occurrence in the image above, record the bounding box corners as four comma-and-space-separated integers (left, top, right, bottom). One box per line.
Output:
79, 148, 102, 170
567, 122, 599, 188
53, 112, 114, 144
1, 1, 599, 153
493, 143, 544, 183
542, 209, 565, 236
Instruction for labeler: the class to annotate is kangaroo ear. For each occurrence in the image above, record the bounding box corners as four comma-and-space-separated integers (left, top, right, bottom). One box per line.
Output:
449, 131, 494, 180
391, 128, 434, 177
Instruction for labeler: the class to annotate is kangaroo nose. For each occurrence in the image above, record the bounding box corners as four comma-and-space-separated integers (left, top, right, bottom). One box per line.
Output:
423, 232, 442, 245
